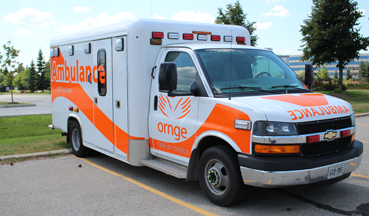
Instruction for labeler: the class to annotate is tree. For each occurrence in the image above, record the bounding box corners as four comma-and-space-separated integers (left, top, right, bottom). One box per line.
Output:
36, 48, 46, 92
44, 60, 51, 90
346, 68, 352, 80
0, 41, 20, 102
21, 68, 30, 89
300, 0, 369, 90
358, 60, 369, 81
317, 66, 330, 81
334, 70, 338, 79
28, 60, 37, 92
215, 0, 258, 46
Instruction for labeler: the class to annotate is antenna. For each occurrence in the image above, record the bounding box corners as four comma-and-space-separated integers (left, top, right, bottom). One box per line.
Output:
229, 30, 233, 100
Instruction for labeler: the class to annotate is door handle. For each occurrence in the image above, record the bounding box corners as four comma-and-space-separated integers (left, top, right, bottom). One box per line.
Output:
116, 100, 121, 109
94, 97, 98, 104
154, 96, 158, 111
88, 73, 92, 84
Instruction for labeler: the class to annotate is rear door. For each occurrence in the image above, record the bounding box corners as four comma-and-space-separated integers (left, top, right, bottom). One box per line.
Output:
92, 39, 114, 153
112, 37, 129, 159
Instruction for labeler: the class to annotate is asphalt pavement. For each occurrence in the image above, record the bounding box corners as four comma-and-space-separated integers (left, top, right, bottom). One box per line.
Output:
0, 93, 51, 116
0, 116, 368, 215
0, 94, 368, 215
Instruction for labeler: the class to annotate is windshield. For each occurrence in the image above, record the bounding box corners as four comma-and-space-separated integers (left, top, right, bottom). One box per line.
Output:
195, 49, 307, 95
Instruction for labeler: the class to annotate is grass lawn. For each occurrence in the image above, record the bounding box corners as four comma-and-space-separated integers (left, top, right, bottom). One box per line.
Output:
0, 102, 28, 105
0, 90, 50, 94
0, 115, 69, 156
317, 90, 369, 114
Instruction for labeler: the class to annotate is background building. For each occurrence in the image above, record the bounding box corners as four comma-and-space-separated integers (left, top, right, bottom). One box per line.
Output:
287, 53, 369, 79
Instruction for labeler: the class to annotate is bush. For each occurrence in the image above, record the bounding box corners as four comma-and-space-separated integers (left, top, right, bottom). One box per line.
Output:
312, 79, 348, 91
345, 82, 369, 89
333, 88, 343, 94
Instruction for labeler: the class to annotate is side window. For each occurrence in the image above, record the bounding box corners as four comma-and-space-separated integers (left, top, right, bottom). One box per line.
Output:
165, 52, 197, 92
97, 49, 106, 96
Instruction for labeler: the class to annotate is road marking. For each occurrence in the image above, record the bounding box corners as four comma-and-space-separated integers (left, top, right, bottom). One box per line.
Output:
357, 123, 369, 126
352, 174, 369, 179
75, 156, 217, 216
359, 140, 369, 144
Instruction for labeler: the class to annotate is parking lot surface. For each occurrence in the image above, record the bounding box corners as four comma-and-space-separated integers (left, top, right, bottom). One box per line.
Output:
1, 116, 368, 215
0, 94, 51, 116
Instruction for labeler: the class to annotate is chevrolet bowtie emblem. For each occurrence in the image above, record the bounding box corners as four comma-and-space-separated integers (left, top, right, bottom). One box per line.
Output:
324, 131, 337, 140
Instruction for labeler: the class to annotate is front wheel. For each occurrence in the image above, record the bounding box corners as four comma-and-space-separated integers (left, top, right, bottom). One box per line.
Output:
198, 145, 244, 206
69, 121, 91, 157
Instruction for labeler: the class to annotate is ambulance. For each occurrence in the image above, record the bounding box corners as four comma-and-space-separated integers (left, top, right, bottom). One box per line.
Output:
49, 19, 363, 206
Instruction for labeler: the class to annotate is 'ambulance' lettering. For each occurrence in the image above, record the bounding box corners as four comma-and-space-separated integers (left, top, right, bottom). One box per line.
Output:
287, 105, 350, 121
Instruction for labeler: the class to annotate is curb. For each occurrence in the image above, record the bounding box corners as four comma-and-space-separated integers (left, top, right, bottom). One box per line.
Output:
0, 149, 71, 161
355, 113, 369, 118
0, 103, 36, 108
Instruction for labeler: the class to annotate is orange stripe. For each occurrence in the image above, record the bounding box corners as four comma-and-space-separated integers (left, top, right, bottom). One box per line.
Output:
153, 103, 251, 157
181, 97, 190, 106
166, 95, 173, 111
51, 52, 143, 156
174, 98, 183, 112
262, 94, 328, 107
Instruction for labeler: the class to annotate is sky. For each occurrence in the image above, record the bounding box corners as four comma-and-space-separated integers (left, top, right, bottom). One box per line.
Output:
0, 0, 368, 67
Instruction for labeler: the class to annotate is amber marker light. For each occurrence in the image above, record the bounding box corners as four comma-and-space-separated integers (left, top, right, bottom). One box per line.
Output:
74, 107, 79, 113
255, 145, 300, 154
351, 134, 355, 142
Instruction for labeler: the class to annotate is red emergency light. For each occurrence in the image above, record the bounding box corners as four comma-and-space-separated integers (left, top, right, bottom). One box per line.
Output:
211, 35, 221, 41
341, 130, 351, 138
236, 37, 245, 43
152, 32, 164, 39
183, 33, 194, 40
307, 135, 320, 143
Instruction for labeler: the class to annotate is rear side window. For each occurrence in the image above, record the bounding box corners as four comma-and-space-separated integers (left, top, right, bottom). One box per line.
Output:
97, 49, 106, 96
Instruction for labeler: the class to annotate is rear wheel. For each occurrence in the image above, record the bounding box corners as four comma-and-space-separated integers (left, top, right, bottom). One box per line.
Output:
198, 145, 244, 206
70, 121, 91, 157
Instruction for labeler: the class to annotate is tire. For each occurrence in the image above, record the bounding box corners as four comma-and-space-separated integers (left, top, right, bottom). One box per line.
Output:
198, 145, 244, 206
69, 121, 91, 157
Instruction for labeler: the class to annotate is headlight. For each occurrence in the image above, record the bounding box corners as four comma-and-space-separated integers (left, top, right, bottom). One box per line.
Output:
351, 113, 355, 126
253, 121, 297, 136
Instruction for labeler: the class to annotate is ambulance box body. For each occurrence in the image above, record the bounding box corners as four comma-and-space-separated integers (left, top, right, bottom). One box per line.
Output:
50, 19, 363, 206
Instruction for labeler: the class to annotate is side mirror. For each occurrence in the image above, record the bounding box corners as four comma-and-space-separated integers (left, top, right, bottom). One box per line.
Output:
159, 63, 177, 91
305, 64, 314, 89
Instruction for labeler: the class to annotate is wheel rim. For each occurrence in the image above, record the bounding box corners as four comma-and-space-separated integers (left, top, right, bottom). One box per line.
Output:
204, 159, 229, 196
72, 128, 81, 151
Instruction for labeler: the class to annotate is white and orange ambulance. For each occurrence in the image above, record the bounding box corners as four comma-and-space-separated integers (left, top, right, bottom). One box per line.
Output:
49, 19, 363, 206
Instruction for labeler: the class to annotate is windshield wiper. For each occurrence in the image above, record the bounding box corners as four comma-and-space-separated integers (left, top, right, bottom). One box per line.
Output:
220, 86, 261, 91
271, 85, 311, 92
271, 85, 298, 89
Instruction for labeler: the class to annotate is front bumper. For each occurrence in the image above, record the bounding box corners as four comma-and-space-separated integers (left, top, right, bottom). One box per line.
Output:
239, 140, 363, 188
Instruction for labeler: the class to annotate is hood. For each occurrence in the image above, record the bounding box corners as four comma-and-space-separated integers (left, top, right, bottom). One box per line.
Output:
231, 93, 353, 123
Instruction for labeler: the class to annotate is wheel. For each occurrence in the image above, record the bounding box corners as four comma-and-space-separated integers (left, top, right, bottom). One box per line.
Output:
69, 121, 91, 157
255, 72, 271, 77
198, 145, 244, 206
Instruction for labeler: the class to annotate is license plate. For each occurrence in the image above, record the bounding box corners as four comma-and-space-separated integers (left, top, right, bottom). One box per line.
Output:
327, 163, 344, 179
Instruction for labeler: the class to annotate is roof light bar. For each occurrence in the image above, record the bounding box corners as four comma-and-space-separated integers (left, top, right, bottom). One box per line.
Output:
192, 31, 211, 35
211, 35, 221, 41
236, 37, 245, 43
152, 32, 164, 39
197, 35, 208, 41
224, 36, 233, 42
183, 33, 194, 40
168, 32, 179, 40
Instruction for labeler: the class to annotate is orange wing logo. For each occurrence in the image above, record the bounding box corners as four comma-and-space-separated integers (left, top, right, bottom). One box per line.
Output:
158, 94, 191, 119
